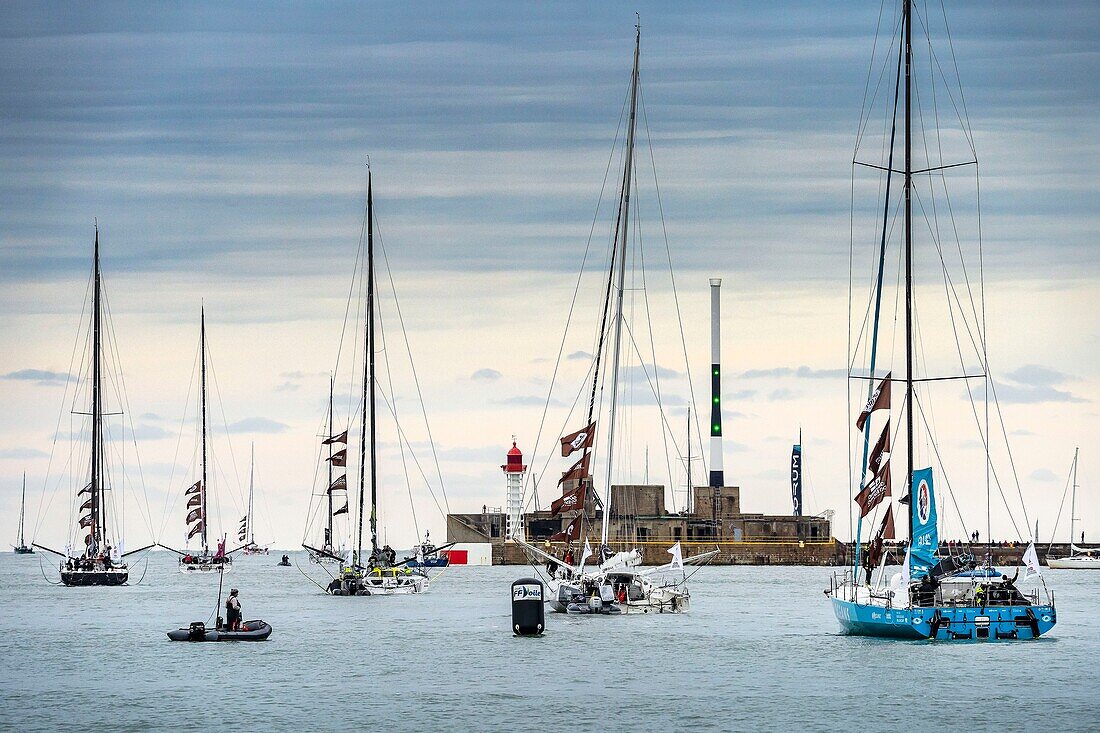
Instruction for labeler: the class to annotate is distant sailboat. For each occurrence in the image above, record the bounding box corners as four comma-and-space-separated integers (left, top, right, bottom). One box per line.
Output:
32, 225, 154, 583
240, 445, 269, 555
825, 0, 1055, 640
303, 166, 443, 596
1047, 448, 1100, 569
13, 474, 33, 554
162, 308, 235, 573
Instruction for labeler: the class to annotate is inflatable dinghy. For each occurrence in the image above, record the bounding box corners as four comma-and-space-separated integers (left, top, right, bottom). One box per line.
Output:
167, 619, 272, 642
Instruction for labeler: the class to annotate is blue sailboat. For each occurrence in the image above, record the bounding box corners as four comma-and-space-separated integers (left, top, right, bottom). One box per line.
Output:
825, 0, 1056, 641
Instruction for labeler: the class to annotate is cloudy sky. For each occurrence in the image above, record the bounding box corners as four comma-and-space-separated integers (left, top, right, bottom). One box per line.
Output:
1, 1, 1096, 551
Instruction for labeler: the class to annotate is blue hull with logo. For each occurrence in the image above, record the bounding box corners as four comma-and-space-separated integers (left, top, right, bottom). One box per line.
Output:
831, 597, 1056, 640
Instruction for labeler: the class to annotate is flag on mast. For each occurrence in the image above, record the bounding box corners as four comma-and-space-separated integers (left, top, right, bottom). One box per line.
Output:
1022, 541, 1042, 581
668, 542, 684, 572
579, 538, 593, 574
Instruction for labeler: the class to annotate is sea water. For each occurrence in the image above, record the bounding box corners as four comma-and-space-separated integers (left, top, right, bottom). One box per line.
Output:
0, 551, 1096, 732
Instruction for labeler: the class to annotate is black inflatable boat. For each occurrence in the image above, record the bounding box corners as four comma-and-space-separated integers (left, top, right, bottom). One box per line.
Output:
167, 619, 272, 642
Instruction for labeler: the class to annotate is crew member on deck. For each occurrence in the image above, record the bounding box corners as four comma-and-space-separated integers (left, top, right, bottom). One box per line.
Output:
226, 588, 242, 631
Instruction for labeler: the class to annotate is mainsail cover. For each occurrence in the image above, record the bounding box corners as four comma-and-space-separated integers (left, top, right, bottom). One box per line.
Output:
790, 443, 802, 517
909, 467, 938, 580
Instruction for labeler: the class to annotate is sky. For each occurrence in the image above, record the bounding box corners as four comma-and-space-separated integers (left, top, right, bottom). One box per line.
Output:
1, 1, 1097, 551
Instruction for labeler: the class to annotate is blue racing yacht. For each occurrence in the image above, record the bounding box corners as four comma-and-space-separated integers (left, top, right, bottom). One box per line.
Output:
825, 0, 1055, 641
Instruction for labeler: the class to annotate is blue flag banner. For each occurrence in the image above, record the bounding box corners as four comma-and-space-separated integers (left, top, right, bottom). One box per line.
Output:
910, 467, 937, 580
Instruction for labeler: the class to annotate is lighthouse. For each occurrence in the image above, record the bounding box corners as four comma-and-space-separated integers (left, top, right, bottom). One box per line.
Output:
501, 439, 527, 542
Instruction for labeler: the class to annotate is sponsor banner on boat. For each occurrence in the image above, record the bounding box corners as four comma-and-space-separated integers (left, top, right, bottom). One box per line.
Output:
910, 467, 937, 579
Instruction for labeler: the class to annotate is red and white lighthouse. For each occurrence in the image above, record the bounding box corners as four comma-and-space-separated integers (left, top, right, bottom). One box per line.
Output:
501, 438, 527, 542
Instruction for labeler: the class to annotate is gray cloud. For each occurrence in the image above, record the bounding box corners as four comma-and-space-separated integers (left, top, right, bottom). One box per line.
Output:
2, 369, 75, 386
0, 448, 49, 459
1029, 468, 1058, 482
227, 417, 289, 434
471, 368, 502, 381
768, 389, 800, 401
739, 366, 846, 380
493, 395, 564, 408
567, 351, 593, 361
974, 365, 1087, 404
273, 381, 300, 392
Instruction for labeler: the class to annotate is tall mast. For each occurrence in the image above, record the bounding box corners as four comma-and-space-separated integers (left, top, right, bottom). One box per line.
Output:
248, 443, 255, 546
19, 472, 26, 546
685, 407, 692, 514
903, 0, 915, 544
600, 23, 641, 545
368, 169, 379, 560
90, 224, 104, 553
1070, 447, 1079, 546
200, 305, 209, 552
327, 374, 334, 549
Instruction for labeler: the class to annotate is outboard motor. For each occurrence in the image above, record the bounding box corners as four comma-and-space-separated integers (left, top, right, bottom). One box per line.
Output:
511, 577, 544, 636
187, 622, 206, 641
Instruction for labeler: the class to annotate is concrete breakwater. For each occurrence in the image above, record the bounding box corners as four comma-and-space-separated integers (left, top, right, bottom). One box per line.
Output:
493, 540, 1079, 567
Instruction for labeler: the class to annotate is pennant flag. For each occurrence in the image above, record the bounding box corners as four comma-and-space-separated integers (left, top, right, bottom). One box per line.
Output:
333, 502, 349, 516
187, 521, 204, 540
328, 449, 347, 467
239, 515, 248, 526
557, 452, 591, 485
856, 373, 891, 431
238, 529, 247, 542
215, 537, 226, 558
323, 430, 348, 446
855, 462, 891, 517
865, 508, 894, 570
328, 474, 347, 493
79, 514, 94, 528
868, 420, 890, 474
579, 538, 593, 573
1022, 541, 1042, 581
668, 541, 684, 571
78, 482, 92, 496
185, 481, 202, 496
186, 494, 202, 509
551, 483, 587, 517
79, 498, 93, 512
186, 508, 203, 524
550, 516, 582, 542
560, 422, 595, 457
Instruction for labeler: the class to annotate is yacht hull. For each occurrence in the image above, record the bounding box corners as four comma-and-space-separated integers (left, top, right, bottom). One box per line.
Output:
830, 596, 1056, 640
60, 568, 128, 586
1047, 556, 1100, 569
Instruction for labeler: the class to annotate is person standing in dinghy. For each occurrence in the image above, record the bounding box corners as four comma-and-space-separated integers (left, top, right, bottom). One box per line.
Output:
226, 589, 242, 631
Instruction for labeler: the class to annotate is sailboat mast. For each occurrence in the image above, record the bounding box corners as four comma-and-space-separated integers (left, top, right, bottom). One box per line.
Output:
903, 0, 915, 543
200, 306, 209, 552
327, 374, 334, 547
19, 472, 26, 546
90, 225, 104, 553
600, 24, 641, 546
1070, 447, 1079, 546
367, 171, 379, 560
248, 443, 255, 546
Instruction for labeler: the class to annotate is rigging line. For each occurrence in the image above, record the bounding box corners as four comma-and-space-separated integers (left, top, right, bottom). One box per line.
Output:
1046, 456, 1076, 551
518, 78, 630, 513
373, 224, 448, 514
854, 0, 903, 155
911, 392, 975, 543
373, 281, 421, 541
331, 172, 370, 394
205, 349, 246, 516
31, 260, 94, 541
99, 283, 157, 544
918, 0, 976, 154
374, 388, 447, 520
158, 331, 202, 543
936, 0, 975, 150
621, 320, 688, 469
638, 81, 706, 481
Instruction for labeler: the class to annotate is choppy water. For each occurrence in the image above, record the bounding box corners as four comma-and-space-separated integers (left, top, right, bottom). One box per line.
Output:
1, 551, 1096, 732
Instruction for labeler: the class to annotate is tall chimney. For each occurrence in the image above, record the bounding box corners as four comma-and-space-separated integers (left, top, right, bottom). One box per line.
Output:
709, 278, 724, 488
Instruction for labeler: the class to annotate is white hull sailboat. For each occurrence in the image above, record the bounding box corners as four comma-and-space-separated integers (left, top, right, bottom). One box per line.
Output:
1047, 448, 1099, 569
